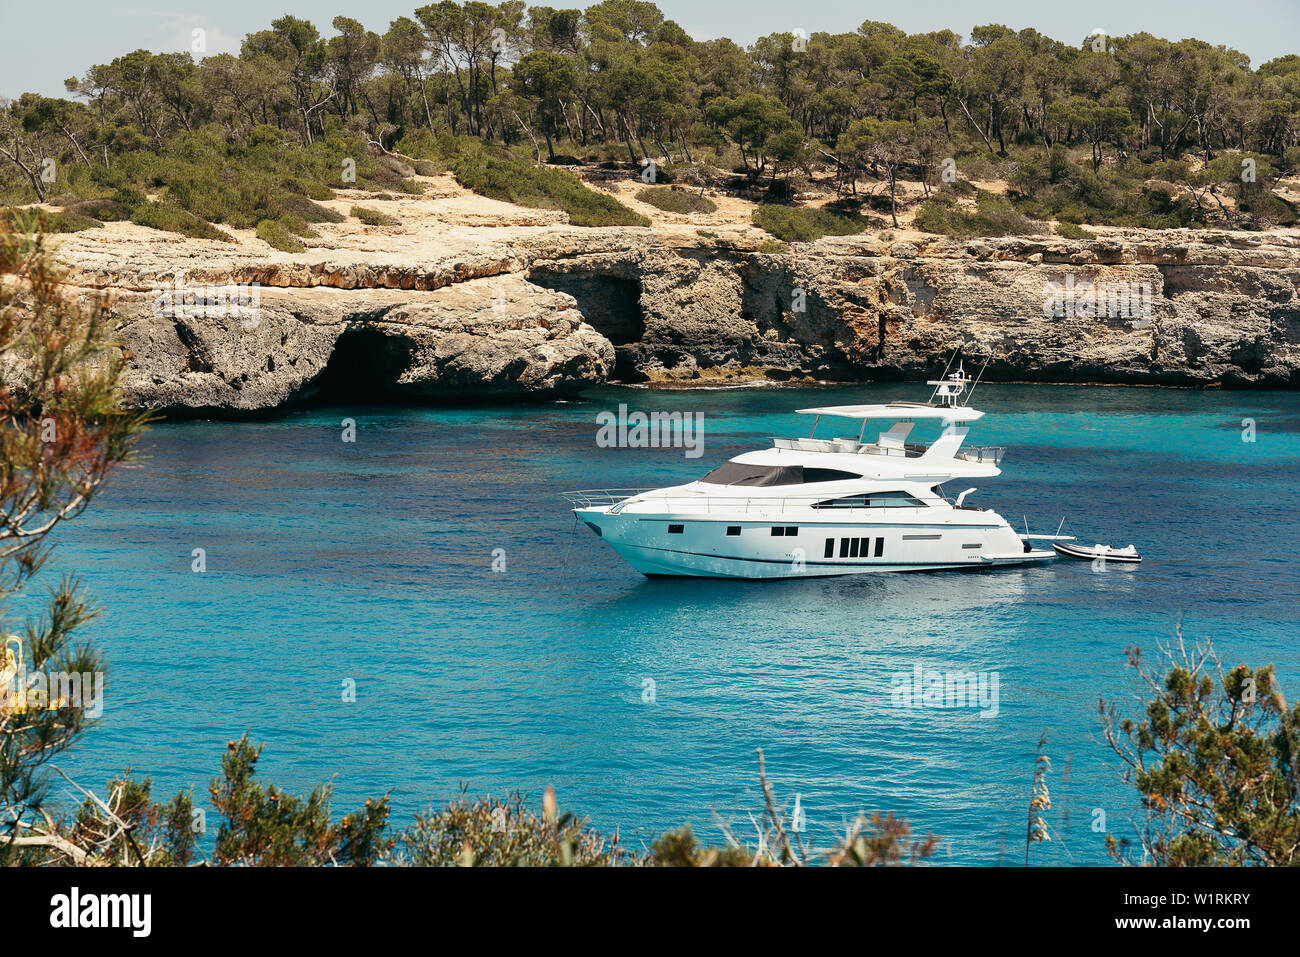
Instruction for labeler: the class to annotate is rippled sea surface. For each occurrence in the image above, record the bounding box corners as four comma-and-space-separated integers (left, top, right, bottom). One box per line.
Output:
37, 383, 1300, 864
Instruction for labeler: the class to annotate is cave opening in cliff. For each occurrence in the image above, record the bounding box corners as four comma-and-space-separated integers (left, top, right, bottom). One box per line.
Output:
310, 327, 411, 405
527, 270, 645, 378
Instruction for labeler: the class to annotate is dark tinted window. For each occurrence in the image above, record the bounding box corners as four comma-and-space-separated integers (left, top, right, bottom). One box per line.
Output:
726, 526, 741, 536
813, 492, 926, 509
668, 524, 684, 534
802, 468, 862, 483
701, 462, 804, 486
700, 463, 862, 486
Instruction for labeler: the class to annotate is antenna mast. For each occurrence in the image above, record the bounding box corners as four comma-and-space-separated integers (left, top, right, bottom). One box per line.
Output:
964, 356, 991, 406
928, 348, 960, 405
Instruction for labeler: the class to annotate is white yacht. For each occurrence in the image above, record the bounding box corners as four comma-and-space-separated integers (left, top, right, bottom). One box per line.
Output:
564, 366, 1067, 578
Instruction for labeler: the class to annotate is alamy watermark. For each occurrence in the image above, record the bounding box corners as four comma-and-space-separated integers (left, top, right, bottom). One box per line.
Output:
1, 637, 104, 718
890, 663, 999, 718
150, 271, 262, 329
595, 403, 704, 459
1043, 274, 1152, 328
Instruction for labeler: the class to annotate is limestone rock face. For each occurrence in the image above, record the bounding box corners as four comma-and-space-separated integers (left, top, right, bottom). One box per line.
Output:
111, 276, 612, 415
526, 230, 1300, 387
52, 218, 1300, 415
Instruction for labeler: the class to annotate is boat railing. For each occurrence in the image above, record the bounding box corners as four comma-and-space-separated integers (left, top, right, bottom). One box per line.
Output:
954, 446, 1006, 465
771, 437, 925, 458
561, 489, 655, 509
563, 489, 949, 516
771, 436, 843, 452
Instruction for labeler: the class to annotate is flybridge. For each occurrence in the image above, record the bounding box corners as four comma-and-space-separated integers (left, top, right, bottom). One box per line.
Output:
797, 359, 987, 431
786, 363, 1000, 465
796, 403, 984, 423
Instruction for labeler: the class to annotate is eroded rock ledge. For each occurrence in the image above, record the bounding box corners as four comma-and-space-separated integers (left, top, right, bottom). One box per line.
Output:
54, 220, 1300, 415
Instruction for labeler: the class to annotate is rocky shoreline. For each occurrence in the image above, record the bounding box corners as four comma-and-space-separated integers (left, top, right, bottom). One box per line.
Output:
48, 181, 1300, 416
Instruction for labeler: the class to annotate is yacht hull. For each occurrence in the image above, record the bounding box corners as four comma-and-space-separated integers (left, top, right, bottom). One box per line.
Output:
576, 508, 1051, 579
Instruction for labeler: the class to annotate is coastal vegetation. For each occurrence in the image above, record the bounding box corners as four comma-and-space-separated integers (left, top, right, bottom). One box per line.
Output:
751, 203, 873, 241
0, 210, 146, 862
448, 142, 650, 225
1100, 633, 1300, 867
0, 4, 1296, 242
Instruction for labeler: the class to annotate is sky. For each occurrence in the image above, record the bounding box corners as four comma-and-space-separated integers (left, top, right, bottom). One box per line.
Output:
2, 0, 1298, 100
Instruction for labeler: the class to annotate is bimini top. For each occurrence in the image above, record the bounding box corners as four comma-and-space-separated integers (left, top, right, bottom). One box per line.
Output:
796, 402, 985, 423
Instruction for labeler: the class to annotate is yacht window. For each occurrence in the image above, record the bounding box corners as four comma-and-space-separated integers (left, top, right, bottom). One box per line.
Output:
824, 538, 834, 558
770, 526, 799, 537
874, 537, 884, 557
849, 538, 860, 558
801, 468, 862, 483
699, 463, 862, 486
726, 526, 741, 536
668, 524, 684, 534
812, 491, 926, 509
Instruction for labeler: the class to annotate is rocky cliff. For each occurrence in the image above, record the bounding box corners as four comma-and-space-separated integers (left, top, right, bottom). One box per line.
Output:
49, 179, 1300, 415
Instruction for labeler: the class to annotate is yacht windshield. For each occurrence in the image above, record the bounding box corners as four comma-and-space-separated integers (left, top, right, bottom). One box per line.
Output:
699, 462, 802, 486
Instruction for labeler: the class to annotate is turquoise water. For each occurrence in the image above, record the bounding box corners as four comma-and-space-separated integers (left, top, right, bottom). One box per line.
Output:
33, 383, 1300, 864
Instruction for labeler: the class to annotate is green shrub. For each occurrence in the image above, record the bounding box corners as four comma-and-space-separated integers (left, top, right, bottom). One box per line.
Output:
752, 204, 870, 242
395, 791, 628, 866
280, 193, 343, 223
111, 186, 147, 210
65, 197, 130, 222
1235, 181, 1298, 227
351, 205, 397, 226
20, 210, 101, 233
648, 826, 752, 866
451, 150, 649, 227
1055, 221, 1093, 239
209, 737, 391, 866
914, 190, 1045, 238
398, 179, 425, 195
281, 177, 334, 202
756, 238, 789, 254
130, 202, 233, 241
278, 213, 319, 238
635, 186, 717, 214
255, 218, 305, 252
